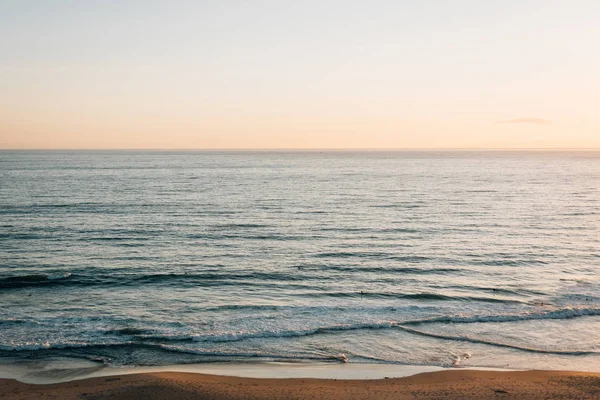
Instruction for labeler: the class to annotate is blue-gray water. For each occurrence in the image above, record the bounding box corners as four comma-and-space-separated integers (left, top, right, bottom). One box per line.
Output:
1, 150, 599, 371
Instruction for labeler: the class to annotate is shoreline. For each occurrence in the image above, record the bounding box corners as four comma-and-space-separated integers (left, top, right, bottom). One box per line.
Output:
7, 358, 600, 385
0, 361, 453, 385
2, 369, 600, 399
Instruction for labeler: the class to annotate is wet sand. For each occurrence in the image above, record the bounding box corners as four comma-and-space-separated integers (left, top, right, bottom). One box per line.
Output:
2, 369, 600, 399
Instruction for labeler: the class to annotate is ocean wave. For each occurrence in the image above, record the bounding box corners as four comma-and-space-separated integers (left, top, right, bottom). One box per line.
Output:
0, 340, 106, 352
0, 273, 72, 289
106, 306, 600, 346
104, 327, 151, 336
1, 271, 533, 303
397, 326, 597, 355
0, 232, 46, 240
0, 318, 37, 326
3, 307, 599, 359
315, 227, 421, 233
187, 233, 313, 241
0, 271, 331, 290
403, 306, 600, 326
297, 291, 524, 303
322, 266, 463, 275
312, 252, 429, 261
466, 258, 549, 266
0, 342, 347, 365
90, 322, 399, 345
151, 344, 348, 363
214, 223, 271, 229
313, 251, 393, 259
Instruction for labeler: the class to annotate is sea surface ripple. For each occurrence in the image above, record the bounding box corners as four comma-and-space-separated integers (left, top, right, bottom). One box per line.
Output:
1, 150, 599, 371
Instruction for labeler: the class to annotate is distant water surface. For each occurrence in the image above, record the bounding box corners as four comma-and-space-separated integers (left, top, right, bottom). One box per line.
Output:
1, 150, 599, 371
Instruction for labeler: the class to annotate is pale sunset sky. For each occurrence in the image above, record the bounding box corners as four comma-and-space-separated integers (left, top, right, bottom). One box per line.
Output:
1, 1, 599, 149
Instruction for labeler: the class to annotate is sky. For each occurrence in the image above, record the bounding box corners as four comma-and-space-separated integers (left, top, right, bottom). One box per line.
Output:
1, 0, 599, 149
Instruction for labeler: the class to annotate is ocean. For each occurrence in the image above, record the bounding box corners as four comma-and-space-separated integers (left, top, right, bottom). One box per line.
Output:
1, 150, 599, 372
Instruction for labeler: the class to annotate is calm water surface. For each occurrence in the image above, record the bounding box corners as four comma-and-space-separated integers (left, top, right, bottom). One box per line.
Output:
1, 151, 599, 371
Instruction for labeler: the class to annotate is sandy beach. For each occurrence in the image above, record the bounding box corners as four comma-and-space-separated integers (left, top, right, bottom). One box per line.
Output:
2, 369, 600, 399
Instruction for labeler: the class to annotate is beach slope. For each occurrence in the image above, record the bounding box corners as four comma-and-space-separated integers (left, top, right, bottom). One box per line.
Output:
2, 369, 600, 399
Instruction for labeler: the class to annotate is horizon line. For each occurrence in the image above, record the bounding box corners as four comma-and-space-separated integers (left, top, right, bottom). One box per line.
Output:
1, 147, 599, 152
